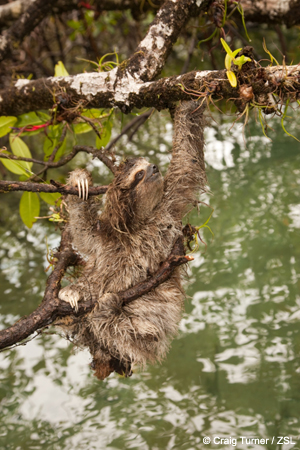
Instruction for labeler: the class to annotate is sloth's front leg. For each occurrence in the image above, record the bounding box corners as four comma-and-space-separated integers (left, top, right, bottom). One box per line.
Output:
59, 169, 94, 312
59, 285, 81, 312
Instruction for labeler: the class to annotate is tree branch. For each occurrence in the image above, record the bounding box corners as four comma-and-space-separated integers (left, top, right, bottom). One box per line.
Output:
240, 0, 300, 27
105, 109, 153, 153
0, 143, 116, 182
120, 0, 212, 82
2, 0, 300, 32
1, 63, 300, 117
0, 236, 191, 351
0, 180, 108, 195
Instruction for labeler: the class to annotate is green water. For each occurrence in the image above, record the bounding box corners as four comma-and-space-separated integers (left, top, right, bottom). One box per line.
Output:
1, 112, 300, 450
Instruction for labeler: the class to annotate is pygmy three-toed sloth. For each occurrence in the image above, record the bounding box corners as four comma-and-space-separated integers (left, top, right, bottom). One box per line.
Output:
58, 101, 207, 380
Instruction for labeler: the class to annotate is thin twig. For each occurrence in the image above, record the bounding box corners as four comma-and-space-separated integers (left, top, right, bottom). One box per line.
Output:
73, 145, 117, 174
105, 109, 153, 152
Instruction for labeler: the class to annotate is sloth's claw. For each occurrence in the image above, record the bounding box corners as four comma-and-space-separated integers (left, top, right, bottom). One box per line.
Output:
77, 180, 82, 199
76, 179, 89, 200
82, 179, 85, 201
81, 179, 88, 200
59, 288, 80, 312
85, 179, 89, 200
67, 169, 92, 200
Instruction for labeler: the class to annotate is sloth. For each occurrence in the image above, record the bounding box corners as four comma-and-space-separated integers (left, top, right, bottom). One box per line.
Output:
58, 101, 207, 380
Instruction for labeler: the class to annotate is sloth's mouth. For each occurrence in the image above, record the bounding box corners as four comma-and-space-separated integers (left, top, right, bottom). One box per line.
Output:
148, 172, 161, 181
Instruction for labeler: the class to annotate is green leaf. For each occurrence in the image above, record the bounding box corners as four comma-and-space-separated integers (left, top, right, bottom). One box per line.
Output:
54, 61, 69, 77
43, 125, 63, 159
226, 70, 237, 87
233, 55, 251, 68
10, 135, 33, 168
8, 135, 33, 175
36, 111, 51, 122
262, 38, 279, 66
39, 192, 62, 205
19, 192, 40, 228
225, 53, 232, 71
81, 109, 105, 119
73, 122, 93, 134
232, 48, 242, 58
15, 112, 43, 128
14, 112, 49, 136
0, 150, 30, 175
0, 116, 17, 137
54, 137, 67, 162
96, 120, 112, 148
220, 38, 234, 57
67, 19, 82, 30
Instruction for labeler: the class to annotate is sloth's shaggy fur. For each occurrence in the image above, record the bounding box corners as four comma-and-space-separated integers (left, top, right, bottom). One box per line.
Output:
58, 101, 207, 380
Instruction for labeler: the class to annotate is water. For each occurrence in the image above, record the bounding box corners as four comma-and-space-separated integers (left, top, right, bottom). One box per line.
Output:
0, 111, 300, 450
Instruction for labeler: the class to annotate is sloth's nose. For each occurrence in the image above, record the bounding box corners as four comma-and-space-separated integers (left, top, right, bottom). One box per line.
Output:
152, 164, 159, 174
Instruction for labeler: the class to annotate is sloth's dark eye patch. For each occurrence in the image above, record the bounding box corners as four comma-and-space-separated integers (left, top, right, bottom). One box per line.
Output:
130, 169, 145, 189
135, 170, 145, 180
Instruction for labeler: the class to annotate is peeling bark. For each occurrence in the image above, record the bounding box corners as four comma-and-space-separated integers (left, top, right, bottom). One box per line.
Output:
120, 0, 212, 82
0, 64, 299, 116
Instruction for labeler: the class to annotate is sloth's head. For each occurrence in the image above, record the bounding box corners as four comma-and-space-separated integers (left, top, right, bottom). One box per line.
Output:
104, 157, 164, 233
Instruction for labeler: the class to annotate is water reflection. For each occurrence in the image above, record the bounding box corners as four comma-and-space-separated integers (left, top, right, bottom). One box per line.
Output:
1, 112, 300, 449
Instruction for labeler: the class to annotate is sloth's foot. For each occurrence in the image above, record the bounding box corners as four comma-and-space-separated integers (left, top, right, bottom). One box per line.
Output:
67, 169, 93, 201
59, 286, 81, 312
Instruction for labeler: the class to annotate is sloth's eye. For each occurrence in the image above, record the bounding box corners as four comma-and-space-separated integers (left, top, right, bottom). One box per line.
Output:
135, 170, 145, 181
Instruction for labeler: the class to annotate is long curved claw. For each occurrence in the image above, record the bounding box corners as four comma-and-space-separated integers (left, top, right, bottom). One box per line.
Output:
85, 179, 89, 200
71, 296, 79, 312
58, 288, 80, 312
77, 180, 82, 198
81, 179, 85, 201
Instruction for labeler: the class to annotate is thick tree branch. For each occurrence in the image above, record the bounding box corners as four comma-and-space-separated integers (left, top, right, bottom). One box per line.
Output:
0, 228, 78, 350
240, 0, 300, 27
1, 64, 300, 117
0, 236, 191, 351
120, 0, 212, 82
1, 0, 300, 31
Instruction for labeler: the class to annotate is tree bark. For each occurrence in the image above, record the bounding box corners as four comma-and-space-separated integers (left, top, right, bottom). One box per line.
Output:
0, 180, 108, 196
1, 0, 300, 28
0, 64, 299, 116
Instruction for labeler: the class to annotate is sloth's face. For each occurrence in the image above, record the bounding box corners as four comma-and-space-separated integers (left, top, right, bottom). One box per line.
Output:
127, 158, 164, 217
